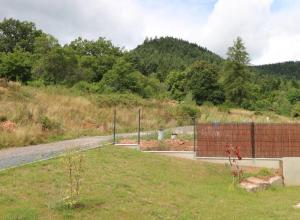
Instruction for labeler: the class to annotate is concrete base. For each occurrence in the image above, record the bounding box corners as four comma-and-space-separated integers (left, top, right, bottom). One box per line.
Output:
196, 157, 280, 169
282, 157, 300, 186
144, 151, 195, 160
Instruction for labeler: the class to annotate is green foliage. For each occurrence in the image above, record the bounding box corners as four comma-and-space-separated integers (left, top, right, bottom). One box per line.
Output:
33, 34, 59, 56
27, 79, 45, 88
32, 47, 83, 85
0, 48, 32, 82
101, 58, 144, 93
68, 37, 122, 82
165, 70, 187, 100
72, 81, 104, 93
40, 116, 61, 131
287, 88, 300, 104
0, 17, 43, 53
0, 115, 7, 122
1, 17, 300, 118
177, 94, 200, 118
221, 37, 251, 106
101, 58, 163, 98
185, 60, 225, 105
291, 102, 300, 117
129, 36, 222, 81
254, 61, 300, 80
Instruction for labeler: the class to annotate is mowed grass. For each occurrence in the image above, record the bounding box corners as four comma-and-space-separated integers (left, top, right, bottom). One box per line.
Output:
0, 147, 300, 219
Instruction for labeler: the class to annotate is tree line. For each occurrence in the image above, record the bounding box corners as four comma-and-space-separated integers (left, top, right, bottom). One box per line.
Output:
0, 18, 300, 117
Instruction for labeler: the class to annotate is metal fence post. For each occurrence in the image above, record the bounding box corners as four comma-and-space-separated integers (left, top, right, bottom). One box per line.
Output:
251, 122, 255, 158
193, 117, 197, 154
138, 109, 141, 145
113, 108, 116, 145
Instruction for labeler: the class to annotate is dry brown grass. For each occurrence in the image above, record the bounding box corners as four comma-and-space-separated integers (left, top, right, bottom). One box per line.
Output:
0, 81, 298, 148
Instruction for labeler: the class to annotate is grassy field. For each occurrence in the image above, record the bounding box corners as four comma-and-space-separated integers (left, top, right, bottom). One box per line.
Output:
0, 81, 298, 149
0, 146, 299, 219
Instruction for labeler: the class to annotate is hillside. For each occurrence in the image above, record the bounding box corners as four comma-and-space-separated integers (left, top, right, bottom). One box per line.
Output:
0, 81, 297, 148
1, 18, 300, 124
254, 61, 300, 80
128, 37, 223, 80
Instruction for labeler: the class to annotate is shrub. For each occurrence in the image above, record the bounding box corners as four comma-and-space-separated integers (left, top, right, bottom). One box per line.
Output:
27, 79, 45, 88
0, 115, 7, 122
177, 104, 199, 119
63, 151, 85, 209
40, 116, 61, 131
226, 145, 243, 182
72, 81, 104, 94
291, 102, 300, 118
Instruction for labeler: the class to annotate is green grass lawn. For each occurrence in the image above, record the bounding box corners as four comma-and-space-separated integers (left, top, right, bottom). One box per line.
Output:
0, 147, 300, 219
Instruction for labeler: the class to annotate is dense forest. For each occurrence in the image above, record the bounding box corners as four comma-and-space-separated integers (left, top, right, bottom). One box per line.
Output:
1, 17, 300, 118
254, 61, 300, 80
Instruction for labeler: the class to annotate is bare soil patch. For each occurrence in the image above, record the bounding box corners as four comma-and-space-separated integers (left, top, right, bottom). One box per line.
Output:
119, 139, 193, 151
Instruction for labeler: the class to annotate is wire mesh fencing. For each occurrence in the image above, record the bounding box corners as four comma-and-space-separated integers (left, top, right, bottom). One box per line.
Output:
112, 108, 197, 151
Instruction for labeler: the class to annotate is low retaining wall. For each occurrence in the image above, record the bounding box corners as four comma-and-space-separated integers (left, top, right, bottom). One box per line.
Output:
196, 157, 281, 169
282, 157, 300, 186
144, 151, 195, 160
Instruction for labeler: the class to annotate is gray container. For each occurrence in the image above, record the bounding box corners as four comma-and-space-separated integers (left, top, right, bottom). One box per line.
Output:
158, 129, 164, 141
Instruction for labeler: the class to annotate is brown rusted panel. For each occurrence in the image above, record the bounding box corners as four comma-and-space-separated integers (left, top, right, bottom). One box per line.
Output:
197, 123, 300, 158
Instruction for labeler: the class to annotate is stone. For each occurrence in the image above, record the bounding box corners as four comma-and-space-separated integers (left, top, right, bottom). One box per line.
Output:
247, 177, 270, 187
240, 182, 261, 192
268, 176, 283, 187
293, 203, 300, 209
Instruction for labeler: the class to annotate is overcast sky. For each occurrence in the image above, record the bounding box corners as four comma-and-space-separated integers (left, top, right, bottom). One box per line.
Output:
1, 0, 300, 64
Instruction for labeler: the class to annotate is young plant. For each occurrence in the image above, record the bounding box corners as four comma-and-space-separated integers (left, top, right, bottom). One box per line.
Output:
226, 145, 243, 182
63, 151, 84, 209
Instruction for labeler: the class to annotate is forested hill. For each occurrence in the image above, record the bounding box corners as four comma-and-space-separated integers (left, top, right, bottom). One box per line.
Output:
254, 61, 300, 80
128, 37, 223, 81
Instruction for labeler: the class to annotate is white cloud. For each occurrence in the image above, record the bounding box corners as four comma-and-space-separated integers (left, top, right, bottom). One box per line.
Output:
198, 0, 273, 62
197, 0, 300, 64
1, 0, 300, 64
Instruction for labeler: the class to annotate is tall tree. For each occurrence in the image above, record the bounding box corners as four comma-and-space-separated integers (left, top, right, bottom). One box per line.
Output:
32, 46, 82, 85
0, 18, 43, 53
221, 37, 251, 106
0, 48, 32, 82
186, 60, 225, 105
67, 37, 122, 82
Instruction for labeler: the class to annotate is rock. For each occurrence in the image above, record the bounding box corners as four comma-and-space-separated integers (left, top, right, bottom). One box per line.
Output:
268, 176, 283, 187
0, 120, 16, 132
240, 182, 261, 192
247, 177, 270, 188
293, 203, 300, 209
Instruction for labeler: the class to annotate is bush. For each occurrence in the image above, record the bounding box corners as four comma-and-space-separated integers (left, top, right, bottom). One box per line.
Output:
177, 103, 199, 118
27, 79, 45, 88
0, 115, 7, 122
291, 102, 300, 118
40, 116, 61, 131
218, 105, 230, 113
72, 81, 104, 93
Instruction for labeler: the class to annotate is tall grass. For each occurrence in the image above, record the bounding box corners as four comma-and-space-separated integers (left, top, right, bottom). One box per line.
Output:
0, 82, 298, 148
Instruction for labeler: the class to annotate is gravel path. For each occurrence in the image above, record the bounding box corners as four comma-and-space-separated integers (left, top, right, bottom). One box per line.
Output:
0, 126, 193, 170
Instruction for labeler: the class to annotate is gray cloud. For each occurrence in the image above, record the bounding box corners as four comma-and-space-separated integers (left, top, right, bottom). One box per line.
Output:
1, 0, 300, 64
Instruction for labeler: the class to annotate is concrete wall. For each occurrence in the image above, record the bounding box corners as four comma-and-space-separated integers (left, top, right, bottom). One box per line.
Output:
282, 157, 300, 186
144, 151, 195, 160
196, 157, 281, 169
